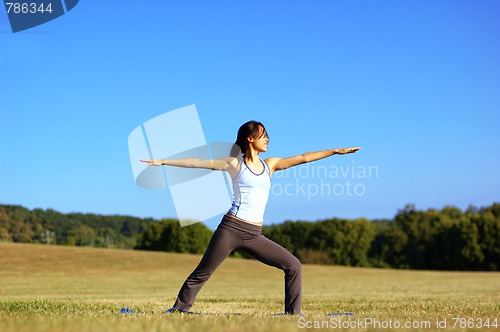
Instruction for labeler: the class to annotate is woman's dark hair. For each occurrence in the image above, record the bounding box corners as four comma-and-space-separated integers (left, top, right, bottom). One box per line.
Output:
231, 121, 268, 157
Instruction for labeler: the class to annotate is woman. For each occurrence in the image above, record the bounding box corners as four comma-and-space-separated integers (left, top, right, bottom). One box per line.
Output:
141, 121, 360, 315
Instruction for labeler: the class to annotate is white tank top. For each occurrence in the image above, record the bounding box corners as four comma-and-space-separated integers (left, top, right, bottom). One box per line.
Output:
228, 158, 271, 224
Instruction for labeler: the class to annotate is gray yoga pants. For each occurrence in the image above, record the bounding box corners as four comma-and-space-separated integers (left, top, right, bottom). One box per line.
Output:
173, 214, 302, 314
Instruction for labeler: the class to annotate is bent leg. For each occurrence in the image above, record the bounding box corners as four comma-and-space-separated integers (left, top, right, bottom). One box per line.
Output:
173, 226, 239, 310
241, 235, 302, 315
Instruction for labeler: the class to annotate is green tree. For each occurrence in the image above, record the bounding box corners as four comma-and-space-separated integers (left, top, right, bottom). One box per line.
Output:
11, 222, 35, 242
69, 225, 96, 246
440, 218, 484, 270
307, 218, 374, 267
136, 219, 213, 254
369, 224, 409, 268
394, 205, 444, 269
262, 221, 315, 255
0, 227, 11, 242
473, 206, 500, 270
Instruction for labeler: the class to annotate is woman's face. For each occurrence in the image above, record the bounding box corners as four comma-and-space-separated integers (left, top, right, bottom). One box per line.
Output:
248, 126, 269, 153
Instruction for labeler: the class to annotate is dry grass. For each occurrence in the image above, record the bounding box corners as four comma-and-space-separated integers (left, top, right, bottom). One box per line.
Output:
0, 242, 499, 331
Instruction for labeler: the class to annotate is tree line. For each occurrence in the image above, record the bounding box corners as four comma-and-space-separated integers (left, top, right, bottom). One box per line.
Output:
1, 203, 498, 270
0, 204, 153, 249
262, 204, 499, 271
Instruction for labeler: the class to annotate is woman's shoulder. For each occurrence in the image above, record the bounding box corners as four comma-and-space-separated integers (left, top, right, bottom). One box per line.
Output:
263, 157, 281, 175
263, 157, 280, 166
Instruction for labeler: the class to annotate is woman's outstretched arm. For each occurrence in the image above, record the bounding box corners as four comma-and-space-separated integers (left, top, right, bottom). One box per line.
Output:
265, 147, 360, 174
140, 157, 236, 171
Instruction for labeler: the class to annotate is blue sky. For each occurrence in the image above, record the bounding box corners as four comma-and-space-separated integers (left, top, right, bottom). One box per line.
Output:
1, 0, 499, 229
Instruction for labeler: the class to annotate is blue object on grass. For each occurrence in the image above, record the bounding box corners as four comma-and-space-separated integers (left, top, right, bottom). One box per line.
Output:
325, 312, 354, 316
120, 307, 143, 314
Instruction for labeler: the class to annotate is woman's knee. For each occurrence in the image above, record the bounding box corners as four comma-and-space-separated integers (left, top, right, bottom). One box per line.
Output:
285, 255, 302, 275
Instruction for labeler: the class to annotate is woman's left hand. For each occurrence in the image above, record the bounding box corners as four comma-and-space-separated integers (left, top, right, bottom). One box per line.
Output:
335, 147, 361, 155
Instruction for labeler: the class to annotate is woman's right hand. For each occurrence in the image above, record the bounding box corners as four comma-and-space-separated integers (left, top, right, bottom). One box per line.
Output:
140, 159, 163, 166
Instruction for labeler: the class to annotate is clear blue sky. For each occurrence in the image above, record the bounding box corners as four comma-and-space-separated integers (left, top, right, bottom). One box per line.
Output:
1, 1, 499, 229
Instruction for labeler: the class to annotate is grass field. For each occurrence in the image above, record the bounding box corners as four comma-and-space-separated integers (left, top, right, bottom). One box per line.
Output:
0, 242, 498, 331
